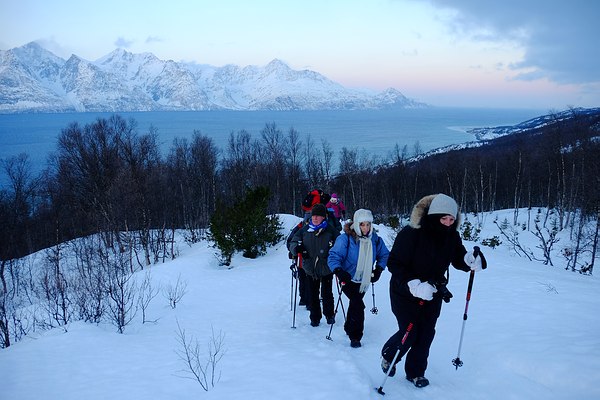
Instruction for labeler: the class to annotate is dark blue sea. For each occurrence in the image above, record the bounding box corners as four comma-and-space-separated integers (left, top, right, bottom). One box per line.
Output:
0, 108, 545, 186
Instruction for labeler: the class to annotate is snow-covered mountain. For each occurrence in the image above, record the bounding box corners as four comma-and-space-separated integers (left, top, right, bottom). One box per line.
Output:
467, 107, 600, 140
0, 42, 428, 113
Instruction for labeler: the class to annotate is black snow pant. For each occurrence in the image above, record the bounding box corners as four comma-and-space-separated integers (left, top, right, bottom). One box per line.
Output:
308, 273, 334, 324
381, 295, 443, 379
341, 281, 366, 341
298, 268, 310, 306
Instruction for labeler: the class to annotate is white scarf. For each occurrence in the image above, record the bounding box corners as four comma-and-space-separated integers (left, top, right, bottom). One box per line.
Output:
353, 233, 374, 293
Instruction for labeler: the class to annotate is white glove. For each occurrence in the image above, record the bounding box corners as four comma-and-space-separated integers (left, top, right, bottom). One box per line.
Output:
464, 253, 483, 272
407, 279, 437, 301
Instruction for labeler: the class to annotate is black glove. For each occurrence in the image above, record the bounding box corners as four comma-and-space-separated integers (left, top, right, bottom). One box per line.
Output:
371, 265, 384, 283
478, 249, 488, 270
464, 246, 487, 271
334, 268, 352, 285
296, 243, 309, 260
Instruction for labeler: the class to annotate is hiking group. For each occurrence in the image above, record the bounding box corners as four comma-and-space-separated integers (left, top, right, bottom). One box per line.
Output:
286, 189, 487, 391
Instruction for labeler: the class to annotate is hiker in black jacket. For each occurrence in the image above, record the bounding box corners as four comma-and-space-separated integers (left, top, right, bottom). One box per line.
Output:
380, 194, 486, 388
289, 203, 340, 327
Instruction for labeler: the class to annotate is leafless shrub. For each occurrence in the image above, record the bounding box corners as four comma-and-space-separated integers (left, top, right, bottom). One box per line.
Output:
175, 320, 225, 391
38, 244, 72, 330
138, 270, 160, 324
538, 281, 559, 294
100, 246, 138, 334
164, 274, 187, 309
494, 217, 533, 261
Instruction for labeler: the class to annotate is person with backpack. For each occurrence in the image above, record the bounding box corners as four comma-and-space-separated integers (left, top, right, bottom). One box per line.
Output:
289, 203, 340, 327
328, 209, 389, 348
301, 188, 341, 231
379, 193, 486, 388
301, 189, 330, 219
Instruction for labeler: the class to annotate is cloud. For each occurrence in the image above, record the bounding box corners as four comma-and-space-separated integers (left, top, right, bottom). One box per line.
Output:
420, 0, 600, 85
34, 37, 72, 58
114, 37, 134, 48
145, 36, 162, 44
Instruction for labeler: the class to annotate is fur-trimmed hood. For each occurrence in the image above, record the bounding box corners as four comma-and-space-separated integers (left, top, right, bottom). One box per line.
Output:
343, 221, 357, 238
409, 194, 461, 230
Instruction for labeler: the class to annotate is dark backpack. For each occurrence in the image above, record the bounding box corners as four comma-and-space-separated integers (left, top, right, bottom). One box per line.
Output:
301, 189, 330, 212
301, 189, 321, 212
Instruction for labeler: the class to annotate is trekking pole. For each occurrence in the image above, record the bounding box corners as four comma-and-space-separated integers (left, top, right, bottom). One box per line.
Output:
326, 282, 345, 341
291, 254, 302, 329
370, 282, 378, 314
452, 246, 481, 369
336, 277, 347, 321
376, 299, 425, 395
290, 259, 297, 311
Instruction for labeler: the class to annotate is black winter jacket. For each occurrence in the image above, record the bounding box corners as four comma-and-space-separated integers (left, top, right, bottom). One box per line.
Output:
290, 222, 339, 279
388, 195, 470, 299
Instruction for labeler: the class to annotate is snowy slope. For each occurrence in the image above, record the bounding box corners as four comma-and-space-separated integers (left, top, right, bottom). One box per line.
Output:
2, 212, 599, 400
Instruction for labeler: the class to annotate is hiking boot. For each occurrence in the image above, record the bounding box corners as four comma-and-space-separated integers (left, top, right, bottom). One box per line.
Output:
381, 358, 396, 377
326, 316, 335, 325
310, 320, 320, 327
406, 376, 429, 388
350, 339, 362, 348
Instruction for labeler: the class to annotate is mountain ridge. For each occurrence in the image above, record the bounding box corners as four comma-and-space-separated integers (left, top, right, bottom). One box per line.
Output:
0, 42, 429, 113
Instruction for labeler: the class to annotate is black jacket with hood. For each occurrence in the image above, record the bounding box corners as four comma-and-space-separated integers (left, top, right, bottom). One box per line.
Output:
289, 221, 339, 279
388, 195, 471, 300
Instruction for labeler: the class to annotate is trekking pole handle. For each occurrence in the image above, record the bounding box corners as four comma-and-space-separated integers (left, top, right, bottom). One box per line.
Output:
465, 246, 480, 294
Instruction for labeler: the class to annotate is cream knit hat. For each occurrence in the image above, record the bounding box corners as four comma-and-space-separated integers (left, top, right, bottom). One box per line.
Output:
427, 194, 458, 218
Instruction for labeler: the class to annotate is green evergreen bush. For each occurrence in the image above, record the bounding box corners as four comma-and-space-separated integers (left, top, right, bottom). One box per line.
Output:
209, 186, 283, 265
460, 219, 481, 242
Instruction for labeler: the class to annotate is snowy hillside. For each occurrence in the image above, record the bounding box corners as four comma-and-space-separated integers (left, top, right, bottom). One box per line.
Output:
0, 42, 428, 113
467, 107, 600, 140
2, 211, 599, 400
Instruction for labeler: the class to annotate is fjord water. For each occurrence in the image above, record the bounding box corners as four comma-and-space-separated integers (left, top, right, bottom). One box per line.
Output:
0, 108, 544, 180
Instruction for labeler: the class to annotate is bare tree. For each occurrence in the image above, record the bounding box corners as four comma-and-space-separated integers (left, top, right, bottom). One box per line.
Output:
321, 139, 334, 184
338, 147, 359, 206
101, 247, 138, 334
0, 153, 40, 261
532, 216, 560, 266
260, 122, 286, 210
72, 237, 107, 323
302, 134, 326, 189
285, 127, 304, 214
38, 243, 71, 330
175, 321, 226, 391
164, 274, 188, 309
493, 217, 533, 261
138, 270, 160, 324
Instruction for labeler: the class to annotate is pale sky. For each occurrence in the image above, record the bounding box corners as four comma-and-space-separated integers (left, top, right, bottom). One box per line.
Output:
1, 0, 598, 109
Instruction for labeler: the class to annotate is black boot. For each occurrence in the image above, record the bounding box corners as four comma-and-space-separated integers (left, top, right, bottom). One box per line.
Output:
406, 376, 429, 388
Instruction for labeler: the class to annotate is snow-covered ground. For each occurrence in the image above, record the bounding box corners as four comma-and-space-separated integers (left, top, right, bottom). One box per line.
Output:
2, 211, 600, 400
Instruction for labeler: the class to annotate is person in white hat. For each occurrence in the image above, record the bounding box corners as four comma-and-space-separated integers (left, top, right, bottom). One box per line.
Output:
380, 194, 486, 388
328, 209, 389, 348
